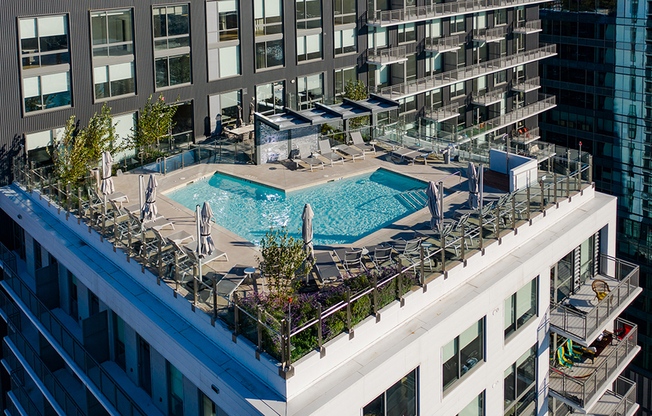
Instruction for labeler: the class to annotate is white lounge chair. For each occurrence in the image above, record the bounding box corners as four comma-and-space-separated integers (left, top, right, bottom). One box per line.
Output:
318, 140, 345, 166
294, 143, 324, 172
351, 131, 376, 155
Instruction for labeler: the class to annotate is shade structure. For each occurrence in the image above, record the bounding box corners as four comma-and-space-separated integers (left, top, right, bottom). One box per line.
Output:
142, 174, 158, 221
426, 181, 441, 231
199, 201, 215, 257
467, 162, 479, 209
100, 151, 115, 195
302, 204, 314, 259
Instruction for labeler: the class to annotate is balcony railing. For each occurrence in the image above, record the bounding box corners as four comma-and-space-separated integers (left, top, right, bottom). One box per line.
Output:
423, 102, 460, 122
550, 254, 640, 343
472, 26, 508, 43
549, 319, 639, 410
513, 19, 543, 34
471, 89, 504, 106
367, 46, 408, 65
601, 377, 638, 416
424, 36, 462, 53
367, 0, 553, 26
512, 77, 541, 93
371, 44, 556, 100
433, 94, 556, 146
511, 127, 541, 145
0, 247, 147, 416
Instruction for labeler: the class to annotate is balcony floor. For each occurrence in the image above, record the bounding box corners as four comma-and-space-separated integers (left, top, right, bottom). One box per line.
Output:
551, 274, 638, 343
573, 390, 638, 416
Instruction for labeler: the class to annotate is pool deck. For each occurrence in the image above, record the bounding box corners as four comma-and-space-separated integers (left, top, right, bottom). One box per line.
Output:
112, 151, 487, 280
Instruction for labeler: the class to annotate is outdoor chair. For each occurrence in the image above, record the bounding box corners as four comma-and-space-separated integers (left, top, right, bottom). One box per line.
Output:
391, 238, 423, 267
184, 239, 229, 263
334, 144, 365, 162
214, 264, 248, 302
366, 244, 395, 270
314, 251, 342, 283
350, 132, 375, 155
318, 140, 345, 166
334, 248, 368, 277
140, 228, 175, 265
375, 135, 403, 150
391, 146, 430, 165
294, 143, 324, 172
592, 279, 610, 302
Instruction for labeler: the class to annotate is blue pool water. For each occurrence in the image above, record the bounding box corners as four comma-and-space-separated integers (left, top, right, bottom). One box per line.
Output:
166, 169, 426, 245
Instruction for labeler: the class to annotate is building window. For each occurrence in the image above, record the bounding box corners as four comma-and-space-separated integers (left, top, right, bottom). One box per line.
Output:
68, 271, 78, 321
138, 335, 152, 396
153, 5, 191, 88
33, 239, 42, 270
335, 27, 356, 55
113, 313, 126, 370
443, 318, 484, 391
426, 19, 442, 38
363, 368, 418, 416
297, 33, 322, 62
451, 81, 465, 98
168, 361, 184, 416
199, 391, 228, 416
334, 0, 356, 24
297, 73, 324, 110
505, 277, 538, 339
256, 80, 285, 115
458, 391, 485, 416
19, 15, 72, 113
210, 90, 242, 133
398, 23, 416, 43
494, 70, 507, 85
91, 9, 135, 99
335, 66, 356, 96
255, 0, 284, 70
207, 0, 241, 80
297, 0, 321, 29
399, 96, 417, 114
494, 8, 507, 25
368, 27, 387, 49
504, 345, 537, 415
406, 54, 417, 82
451, 15, 465, 33
12, 222, 25, 260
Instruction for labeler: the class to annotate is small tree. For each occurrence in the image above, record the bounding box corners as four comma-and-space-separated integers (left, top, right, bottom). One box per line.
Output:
258, 227, 312, 300
79, 103, 125, 168
130, 95, 178, 163
344, 80, 370, 132
50, 116, 88, 184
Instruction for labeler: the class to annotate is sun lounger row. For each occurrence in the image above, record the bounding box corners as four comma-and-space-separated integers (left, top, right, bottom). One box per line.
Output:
293, 134, 376, 171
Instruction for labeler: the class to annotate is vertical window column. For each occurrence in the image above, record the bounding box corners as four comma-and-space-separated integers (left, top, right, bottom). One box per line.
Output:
207, 0, 240, 80
91, 9, 135, 100
297, 73, 324, 109
297, 0, 322, 62
19, 15, 72, 113
153, 5, 191, 88
255, 0, 284, 70
167, 361, 184, 416
334, 0, 356, 55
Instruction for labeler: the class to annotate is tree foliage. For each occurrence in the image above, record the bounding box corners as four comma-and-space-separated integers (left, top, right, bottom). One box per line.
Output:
131, 95, 178, 158
49, 116, 88, 184
257, 227, 312, 300
79, 103, 122, 168
343, 80, 370, 131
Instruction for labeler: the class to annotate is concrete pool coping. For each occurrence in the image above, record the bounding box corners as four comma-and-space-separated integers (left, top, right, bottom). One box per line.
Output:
112, 152, 474, 277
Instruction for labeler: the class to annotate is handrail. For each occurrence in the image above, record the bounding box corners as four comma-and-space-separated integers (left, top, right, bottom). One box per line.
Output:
367, 46, 407, 64
550, 319, 638, 408
370, 44, 556, 99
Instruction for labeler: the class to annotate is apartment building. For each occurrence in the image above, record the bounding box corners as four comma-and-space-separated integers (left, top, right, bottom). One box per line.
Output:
538, 0, 652, 412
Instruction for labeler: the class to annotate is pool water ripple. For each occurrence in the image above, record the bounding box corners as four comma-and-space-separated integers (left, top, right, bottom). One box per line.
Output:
166, 169, 426, 245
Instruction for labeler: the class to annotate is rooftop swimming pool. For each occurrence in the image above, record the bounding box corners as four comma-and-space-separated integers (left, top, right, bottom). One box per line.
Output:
166, 169, 427, 245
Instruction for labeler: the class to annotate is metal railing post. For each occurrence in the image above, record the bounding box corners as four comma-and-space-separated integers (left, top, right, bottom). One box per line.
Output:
113, 212, 118, 252
554, 172, 558, 206
232, 293, 239, 341
77, 187, 82, 224
157, 239, 163, 284
56, 180, 61, 213
540, 180, 545, 212
420, 246, 424, 284
66, 182, 71, 220
511, 194, 516, 229
373, 275, 379, 322
346, 288, 353, 338
566, 169, 571, 199
479, 213, 484, 252
286, 319, 292, 367
495, 206, 500, 237
280, 319, 286, 366
317, 304, 325, 357
257, 307, 263, 359
212, 278, 217, 323
461, 223, 466, 263
526, 186, 531, 223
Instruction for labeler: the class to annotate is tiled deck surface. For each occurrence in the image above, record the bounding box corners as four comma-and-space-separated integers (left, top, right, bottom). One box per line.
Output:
112, 151, 474, 281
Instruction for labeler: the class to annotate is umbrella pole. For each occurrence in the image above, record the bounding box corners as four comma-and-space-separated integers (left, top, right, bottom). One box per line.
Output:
479, 164, 484, 209
139, 175, 144, 220
196, 205, 202, 282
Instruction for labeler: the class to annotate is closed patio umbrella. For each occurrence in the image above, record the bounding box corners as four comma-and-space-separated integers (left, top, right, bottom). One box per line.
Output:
302, 204, 314, 259
199, 201, 215, 257
100, 151, 115, 196
426, 181, 442, 231
467, 162, 479, 209
142, 174, 158, 221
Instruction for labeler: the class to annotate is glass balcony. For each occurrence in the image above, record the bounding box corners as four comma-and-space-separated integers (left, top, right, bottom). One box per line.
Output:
471, 90, 504, 106
433, 94, 556, 146
472, 26, 508, 43
511, 77, 540, 93
549, 319, 639, 412
367, 0, 553, 27
511, 127, 540, 145
512, 19, 542, 34
370, 44, 556, 100
424, 36, 462, 53
367, 46, 408, 66
423, 102, 460, 122
550, 255, 641, 345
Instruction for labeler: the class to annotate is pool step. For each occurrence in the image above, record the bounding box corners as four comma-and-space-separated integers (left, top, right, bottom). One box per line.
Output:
398, 188, 428, 210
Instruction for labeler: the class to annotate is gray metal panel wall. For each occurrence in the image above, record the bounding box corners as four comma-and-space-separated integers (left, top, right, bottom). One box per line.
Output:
0, 0, 370, 184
